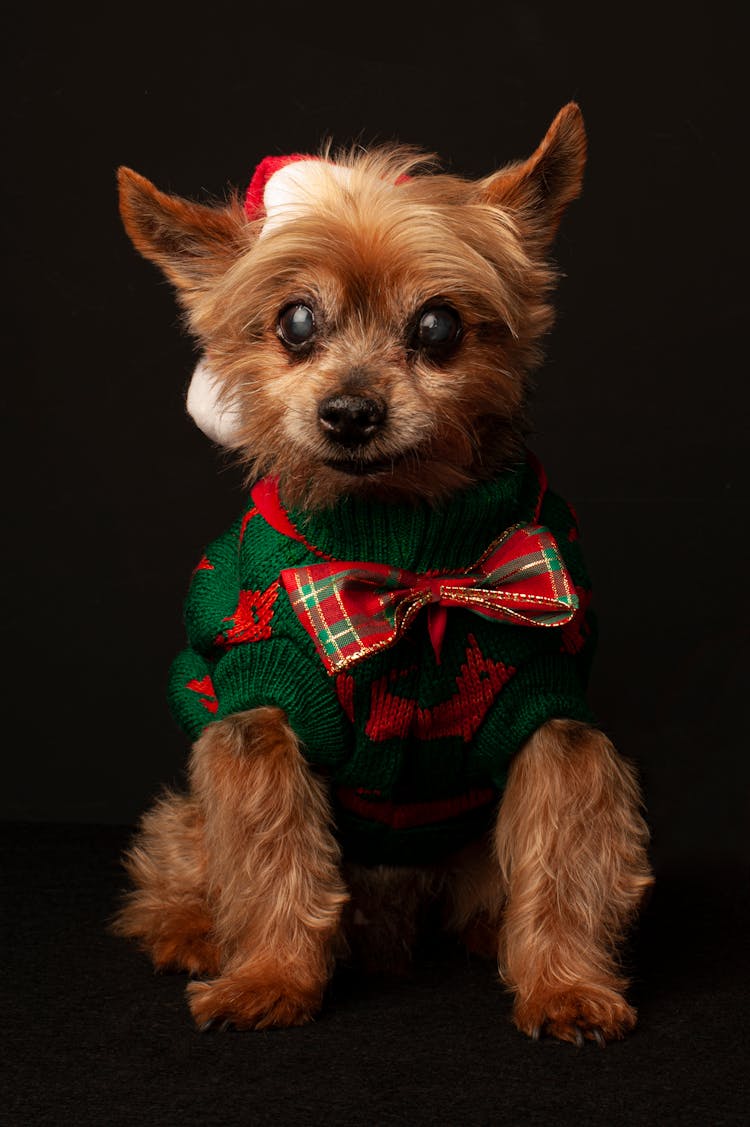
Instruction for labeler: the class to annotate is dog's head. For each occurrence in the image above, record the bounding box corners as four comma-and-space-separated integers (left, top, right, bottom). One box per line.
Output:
118, 104, 585, 509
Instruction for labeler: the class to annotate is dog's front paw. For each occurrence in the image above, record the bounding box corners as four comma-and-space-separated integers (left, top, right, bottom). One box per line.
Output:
186, 960, 325, 1031
513, 984, 637, 1046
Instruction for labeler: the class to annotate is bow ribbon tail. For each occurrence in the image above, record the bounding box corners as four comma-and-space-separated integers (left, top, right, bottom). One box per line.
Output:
427, 602, 448, 664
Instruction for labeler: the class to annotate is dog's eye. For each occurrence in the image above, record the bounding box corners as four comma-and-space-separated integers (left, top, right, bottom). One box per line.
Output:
413, 305, 461, 350
278, 303, 315, 348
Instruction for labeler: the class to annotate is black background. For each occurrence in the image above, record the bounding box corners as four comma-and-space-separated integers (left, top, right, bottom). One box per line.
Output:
3, 5, 749, 1126
4, 5, 747, 871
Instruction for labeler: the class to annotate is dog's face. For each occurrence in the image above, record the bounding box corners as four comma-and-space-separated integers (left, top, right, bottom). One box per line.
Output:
119, 105, 585, 509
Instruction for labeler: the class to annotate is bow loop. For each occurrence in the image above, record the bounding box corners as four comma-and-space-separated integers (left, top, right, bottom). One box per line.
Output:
280, 522, 578, 675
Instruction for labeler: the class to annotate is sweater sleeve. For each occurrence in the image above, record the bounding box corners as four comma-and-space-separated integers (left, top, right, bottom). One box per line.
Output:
470, 488, 598, 789
166, 516, 350, 766
472, 650, 597, 789
209, 638, 350, 764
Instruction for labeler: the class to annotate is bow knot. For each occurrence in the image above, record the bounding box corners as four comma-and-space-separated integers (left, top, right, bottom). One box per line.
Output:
280, 522, 578, 675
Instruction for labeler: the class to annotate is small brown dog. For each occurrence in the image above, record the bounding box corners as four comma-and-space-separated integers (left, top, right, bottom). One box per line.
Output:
113, 103, 653, 1043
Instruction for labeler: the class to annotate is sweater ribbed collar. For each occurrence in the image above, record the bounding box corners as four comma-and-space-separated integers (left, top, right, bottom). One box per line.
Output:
275, 452, 546, 572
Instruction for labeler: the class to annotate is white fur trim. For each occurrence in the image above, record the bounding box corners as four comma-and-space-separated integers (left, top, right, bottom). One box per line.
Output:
260, 160, 353, 238
186, 162, 354, 445
185, 359, 242, 446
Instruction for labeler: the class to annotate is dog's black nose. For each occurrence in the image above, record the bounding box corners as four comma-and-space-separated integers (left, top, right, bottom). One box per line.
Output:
318, 395, 387, 446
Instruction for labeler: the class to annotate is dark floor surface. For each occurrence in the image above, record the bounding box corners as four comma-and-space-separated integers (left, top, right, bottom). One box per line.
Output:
3, 822, 748, 1127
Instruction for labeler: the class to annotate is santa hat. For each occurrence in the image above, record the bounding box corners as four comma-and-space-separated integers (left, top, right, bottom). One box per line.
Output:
186, 153, 354, 445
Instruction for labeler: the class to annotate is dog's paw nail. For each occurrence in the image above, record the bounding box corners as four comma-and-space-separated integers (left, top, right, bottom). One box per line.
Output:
199, 1018, 217, 1033
219, 1019, 233, 1033
574, 1026, 585, 1048
592, 1027, 607, 1049
531, 1025, 542, 1041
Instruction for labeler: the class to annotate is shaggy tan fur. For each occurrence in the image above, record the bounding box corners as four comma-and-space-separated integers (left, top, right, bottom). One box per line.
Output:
495, 719, 653, 1042
117, 109, 582, 510
113, 103, 654, 1041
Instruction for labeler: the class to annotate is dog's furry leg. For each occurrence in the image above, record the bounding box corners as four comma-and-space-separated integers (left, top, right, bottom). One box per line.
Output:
495, 718, 653, 1044
441, 838, 506, 959
111, 790, 220, 976
185, 706, 348, 1030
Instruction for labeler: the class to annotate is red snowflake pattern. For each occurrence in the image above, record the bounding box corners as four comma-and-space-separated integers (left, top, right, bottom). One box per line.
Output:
217, 581, 279, 646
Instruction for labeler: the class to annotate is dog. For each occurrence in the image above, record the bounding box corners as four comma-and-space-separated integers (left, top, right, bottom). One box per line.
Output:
113, 103, 653, 1043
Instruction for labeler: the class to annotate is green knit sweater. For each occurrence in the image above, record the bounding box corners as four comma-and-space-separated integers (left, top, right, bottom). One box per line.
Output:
168, 453, 596, 865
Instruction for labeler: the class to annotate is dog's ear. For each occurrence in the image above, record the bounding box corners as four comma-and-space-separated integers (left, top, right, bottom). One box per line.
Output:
117, 167, 246, 290
478, 103, 587, 245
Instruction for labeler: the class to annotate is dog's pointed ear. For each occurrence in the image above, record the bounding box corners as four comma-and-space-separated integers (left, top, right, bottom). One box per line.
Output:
477, 103, 587, 244
117, 167, 246, 290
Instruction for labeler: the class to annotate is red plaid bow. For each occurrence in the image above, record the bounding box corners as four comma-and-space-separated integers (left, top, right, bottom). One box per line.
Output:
280, 522, 578, 674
